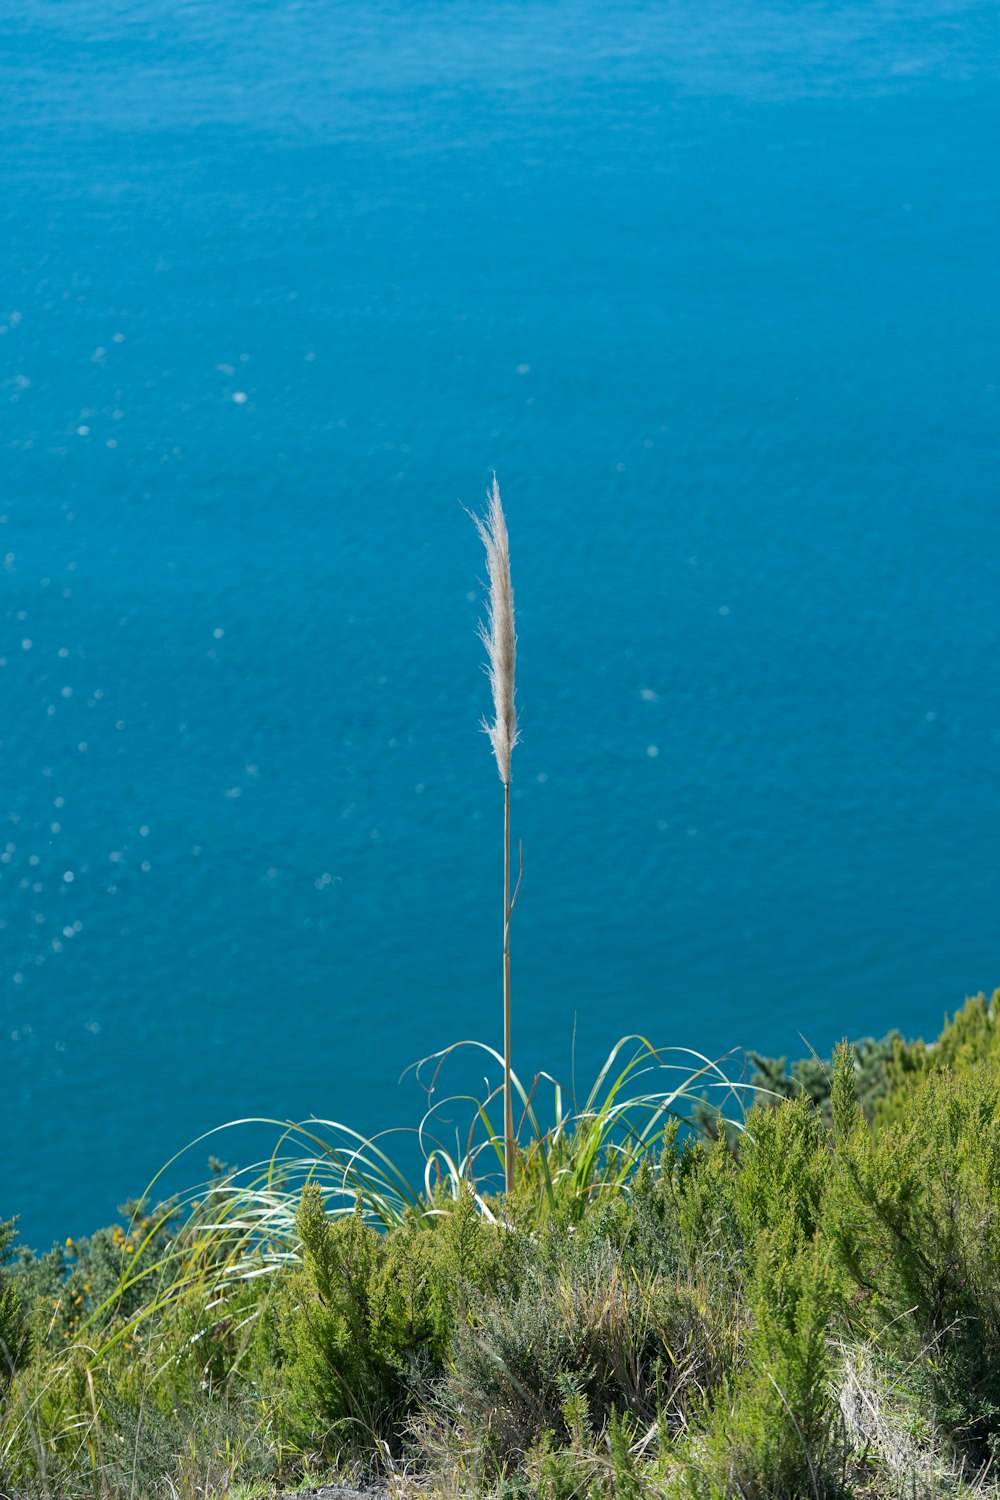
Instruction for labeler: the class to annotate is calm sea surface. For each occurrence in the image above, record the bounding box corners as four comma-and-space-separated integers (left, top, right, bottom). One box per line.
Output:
2, 0, 999, 1247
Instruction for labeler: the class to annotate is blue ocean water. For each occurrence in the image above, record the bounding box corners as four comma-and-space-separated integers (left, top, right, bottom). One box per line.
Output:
2, 0, 999, 1249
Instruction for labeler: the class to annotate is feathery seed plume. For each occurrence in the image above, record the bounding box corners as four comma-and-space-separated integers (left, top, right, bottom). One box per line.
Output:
473, 475, 518, 783
470, 473, 519, 1192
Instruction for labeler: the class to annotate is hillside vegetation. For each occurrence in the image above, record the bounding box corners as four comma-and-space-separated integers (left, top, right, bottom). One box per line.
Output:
4, 991, 1000, 1500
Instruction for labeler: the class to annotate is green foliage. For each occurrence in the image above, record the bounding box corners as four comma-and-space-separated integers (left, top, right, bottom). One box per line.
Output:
16, 1196, 181, 1352
685, 1231, 841, 1500
439, 1222, 722, 1479
678, 1095, 844, 1499
436, 1092, 842, 1490
876, 990, 1000, 1125
2, 1330, 280, 1500
1, 1195, 284, 1497
419, 1035, 750, 1225
734, 1094, 830, 1246
613, 1127, 742, 1317
10, 1003, 1000, 1498
584, 1124, 721, 1284
697, 1223, 841, 1499
521, 1413, 665, 1500
749, 1031, 902, 1125
929, 988, 1000, 1071
830, 1040, 859, 1149
278, 1189, 415, 1460
277, 1181, 517, 1463
606, 1408, 647, 1500
0, 1217, 30, 1381
829, 1057, 1000, 1462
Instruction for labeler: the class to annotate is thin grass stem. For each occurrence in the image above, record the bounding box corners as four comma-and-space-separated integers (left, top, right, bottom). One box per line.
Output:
503, 777, 514, 1190
469, 476, 519, 1194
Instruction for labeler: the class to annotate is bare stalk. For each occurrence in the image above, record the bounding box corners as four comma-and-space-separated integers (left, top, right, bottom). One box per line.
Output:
503, 780, 513, 1190
470, 476, 519, 1192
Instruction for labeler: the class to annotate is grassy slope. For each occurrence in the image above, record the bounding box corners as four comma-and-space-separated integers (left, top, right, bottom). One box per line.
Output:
3, 993, 1000, 1500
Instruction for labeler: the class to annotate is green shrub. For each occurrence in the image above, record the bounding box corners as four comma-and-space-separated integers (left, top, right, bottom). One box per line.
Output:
617, 1129, 743, 1326
640, 1094, 831, 1292
830, 1051, 1000, 1461
688, 1221, 842, 1499
277, 1182, 517, 1463
439, 1228, 718, 1476
519, 1411, 661, 1500
734, 1094, 831, 1248
929, 988, 1000, 1071
676, 1096, 844, 1499
10, 1001, 1000, 1498
0, 1217, 29, 1380
16, 1198, 181, 1353
877, 989, 1000, 1125
750, 1033, 902, 1125
278, 1189, 409, 1461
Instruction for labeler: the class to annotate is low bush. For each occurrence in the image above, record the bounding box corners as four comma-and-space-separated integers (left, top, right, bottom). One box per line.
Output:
276, 1181, 520, 1464
829, 1051, 1000, 1464
0, 1218, 29, 1382
749, 1033, 902, 1126
440, 1235, 713, 1475
688, 1221, 842, 1500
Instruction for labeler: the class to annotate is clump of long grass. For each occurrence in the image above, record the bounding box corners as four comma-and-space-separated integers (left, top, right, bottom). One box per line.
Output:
37, 1040, 750, 1366
414, 1035, 748, 1219
469, 474, 519, 1193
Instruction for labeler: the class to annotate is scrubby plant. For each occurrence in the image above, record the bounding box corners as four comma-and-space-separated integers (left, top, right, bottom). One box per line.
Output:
734, 1094, 830, 1248
277, 1188, 400, 1461
688, 1221, 843, 1500
924, 988, 1000, 1073
16, 1197, 181, 1355
276, 1180, 521, 1465
829, 1048, 1000, 1465
749, 1031, 903, 1125
876, 989, 1000, 1124
606, 1126, 716, 1283
663, 1094, 845, 1498
430, 1211, 725, 1484
0, 1217, 29, 1381
0, 1192, 287, 1498
2, 1330, 281, 1500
